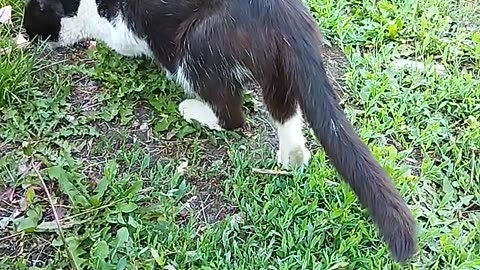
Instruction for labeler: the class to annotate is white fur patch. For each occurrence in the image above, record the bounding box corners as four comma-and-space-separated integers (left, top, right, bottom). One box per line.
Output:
55, 0, 153, 58
179, 99, 222, 131
275, 110, 311, 168
106, 16, 153, 58
175, 59, 196, 96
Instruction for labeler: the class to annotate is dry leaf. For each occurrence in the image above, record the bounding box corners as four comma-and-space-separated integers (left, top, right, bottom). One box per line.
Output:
17, 161, 30, 179
0, 5, 12, 24
54, 206, 67, 220
0, 187, 15, 201
88, 176, 100, 188
8, 188, 15, 202
87, 40, 97, 50
15, 32, 29, 47
176, 159, 188, 176
392, 59, 446, 75
0, 210, 21, 230
0, 32, 30, 55
19, 197, 28, 212
139, 122, 149, 131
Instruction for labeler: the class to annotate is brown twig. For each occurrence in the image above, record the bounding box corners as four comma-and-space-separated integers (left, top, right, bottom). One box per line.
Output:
0, 231, 23, 242
199, 194, 211, 224
31, 161, 79, 270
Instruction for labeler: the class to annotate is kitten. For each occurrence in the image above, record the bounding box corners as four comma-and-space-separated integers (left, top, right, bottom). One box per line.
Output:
23, 0, 417, 262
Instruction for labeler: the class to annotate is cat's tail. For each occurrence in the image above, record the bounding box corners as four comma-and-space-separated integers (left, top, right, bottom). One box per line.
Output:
278, 14, 417, 264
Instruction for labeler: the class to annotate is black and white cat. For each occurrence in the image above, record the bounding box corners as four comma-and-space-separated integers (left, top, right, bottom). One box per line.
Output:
23, 0, 417, 262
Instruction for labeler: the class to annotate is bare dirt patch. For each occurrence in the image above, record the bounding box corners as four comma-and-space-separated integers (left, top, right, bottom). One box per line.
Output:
183, 143, 238, 226
0, 184, 63, 268
319, 37, 348, 94
0, 232, 55, 268
70, 75, 103, 116
181, 177, 238, 227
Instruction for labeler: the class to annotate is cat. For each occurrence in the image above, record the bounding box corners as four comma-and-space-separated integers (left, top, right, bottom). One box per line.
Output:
23, 0, 417, 262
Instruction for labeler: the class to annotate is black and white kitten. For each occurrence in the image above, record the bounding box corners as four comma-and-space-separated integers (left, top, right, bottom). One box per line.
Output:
23, 0, 417, 262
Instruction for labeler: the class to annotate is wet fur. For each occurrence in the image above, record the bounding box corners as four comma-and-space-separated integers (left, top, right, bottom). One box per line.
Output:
23, 0, 417, 262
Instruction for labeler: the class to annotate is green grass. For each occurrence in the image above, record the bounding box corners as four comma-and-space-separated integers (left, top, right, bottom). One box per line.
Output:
1, 0, 479, 269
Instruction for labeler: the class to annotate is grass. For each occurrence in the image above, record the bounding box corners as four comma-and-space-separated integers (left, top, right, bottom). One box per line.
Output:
0, 0, 479, 269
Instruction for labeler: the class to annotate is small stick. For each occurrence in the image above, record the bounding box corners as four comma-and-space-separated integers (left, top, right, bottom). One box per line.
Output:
0, 231, 23, 242
59, 198, 125, 222
471, 150, 476, 185
31, 161, 79, 270
251, 168, 292, 176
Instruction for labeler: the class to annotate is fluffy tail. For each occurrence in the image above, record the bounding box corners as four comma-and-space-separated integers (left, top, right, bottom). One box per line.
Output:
279, 15, 417, 263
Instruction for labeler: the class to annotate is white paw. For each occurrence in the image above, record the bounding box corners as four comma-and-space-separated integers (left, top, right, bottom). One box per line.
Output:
179, 99, 222, 131
277, 144, 311, 169
274, 109, 310, 169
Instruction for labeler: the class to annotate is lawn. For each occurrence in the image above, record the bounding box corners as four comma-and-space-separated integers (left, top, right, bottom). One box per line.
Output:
0, 0, 479, 269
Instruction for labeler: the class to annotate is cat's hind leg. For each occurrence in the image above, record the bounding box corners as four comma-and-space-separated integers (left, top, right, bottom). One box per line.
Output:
274, 110, 311, 169
261, 74, 311, 169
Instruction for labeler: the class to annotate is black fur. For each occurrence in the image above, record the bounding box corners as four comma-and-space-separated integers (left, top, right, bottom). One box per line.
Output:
23, 0, 418, 262
23, 0, 80, 41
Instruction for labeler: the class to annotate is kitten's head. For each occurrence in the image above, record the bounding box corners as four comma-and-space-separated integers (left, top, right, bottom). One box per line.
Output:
23, 0, 81, 47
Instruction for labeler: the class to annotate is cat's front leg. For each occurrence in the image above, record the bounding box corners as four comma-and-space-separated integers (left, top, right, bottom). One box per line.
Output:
178, 99, 223, 131
177, 93, 244, 131
174, 61, 245, 131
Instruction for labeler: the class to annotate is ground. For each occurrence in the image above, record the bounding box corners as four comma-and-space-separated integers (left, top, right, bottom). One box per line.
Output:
0, 0, 479, 269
